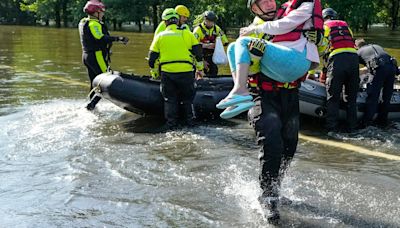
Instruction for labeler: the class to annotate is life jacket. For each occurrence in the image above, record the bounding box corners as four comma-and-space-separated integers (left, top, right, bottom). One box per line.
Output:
199, 23, 217, 44
272, 0, 323, 43
325, 20, 355, 50
79, 17, 110, 53
248, 73, 305, 92
153, 25, 196, 73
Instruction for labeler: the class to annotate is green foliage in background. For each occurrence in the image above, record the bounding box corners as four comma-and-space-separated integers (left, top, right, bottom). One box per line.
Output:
0, 0, 399, 32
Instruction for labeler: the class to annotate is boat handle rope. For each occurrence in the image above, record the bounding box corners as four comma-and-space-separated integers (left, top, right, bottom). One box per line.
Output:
86, 68, 111, 99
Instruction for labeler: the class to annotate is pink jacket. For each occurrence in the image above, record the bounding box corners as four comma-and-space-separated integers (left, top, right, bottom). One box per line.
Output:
253, 2, 320, 69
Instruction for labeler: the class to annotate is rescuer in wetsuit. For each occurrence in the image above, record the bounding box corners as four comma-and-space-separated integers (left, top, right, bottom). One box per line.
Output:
79, 0, 129, 110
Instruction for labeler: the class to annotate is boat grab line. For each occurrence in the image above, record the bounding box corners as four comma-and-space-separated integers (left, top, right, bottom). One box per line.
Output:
299, 133, 400, 161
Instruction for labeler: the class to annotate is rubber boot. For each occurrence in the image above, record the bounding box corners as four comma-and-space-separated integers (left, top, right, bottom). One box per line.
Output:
374, 113, 390, 128
258, 181, 280, 224
86, 95, 101, 111
182, 102, 196, 127
258, 195, 280, 224
164, 102, 178, 129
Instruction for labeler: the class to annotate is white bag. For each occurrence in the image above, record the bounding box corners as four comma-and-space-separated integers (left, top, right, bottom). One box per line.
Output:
212, 37, 228, 65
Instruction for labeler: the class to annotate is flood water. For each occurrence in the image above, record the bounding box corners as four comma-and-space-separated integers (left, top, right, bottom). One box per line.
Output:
1, 25, 400, 227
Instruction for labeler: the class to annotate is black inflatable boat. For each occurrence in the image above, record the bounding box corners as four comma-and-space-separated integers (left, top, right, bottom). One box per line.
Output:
92, 71, 400, 119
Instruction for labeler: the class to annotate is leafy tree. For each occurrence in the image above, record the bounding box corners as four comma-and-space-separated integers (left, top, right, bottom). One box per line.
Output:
69, 0, 87, 27
1, 0, 399, 32
104, 0, 149, 32
1, 0, 34, 24
21, 0, 63, 27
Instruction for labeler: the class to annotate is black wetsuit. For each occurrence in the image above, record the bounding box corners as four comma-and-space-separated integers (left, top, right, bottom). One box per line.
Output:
161, 71, 196, 127
248, 78, 300, 199
325, 52, 360, 131
79, 17, 119, 108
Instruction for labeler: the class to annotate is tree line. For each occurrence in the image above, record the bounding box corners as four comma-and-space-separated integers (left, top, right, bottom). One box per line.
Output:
1, 0, 399, 32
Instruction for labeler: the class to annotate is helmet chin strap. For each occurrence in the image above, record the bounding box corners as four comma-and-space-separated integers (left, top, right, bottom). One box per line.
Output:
254, 1, 276, 21
257, 11, 276, 21
90, 12, 100, 20
95, 11, 104, 21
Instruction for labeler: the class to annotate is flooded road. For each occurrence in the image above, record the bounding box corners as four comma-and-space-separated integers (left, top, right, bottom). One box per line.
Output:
1, 25, 400, 227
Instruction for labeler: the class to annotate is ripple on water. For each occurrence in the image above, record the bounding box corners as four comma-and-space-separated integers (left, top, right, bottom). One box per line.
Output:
0, 99, 399, 227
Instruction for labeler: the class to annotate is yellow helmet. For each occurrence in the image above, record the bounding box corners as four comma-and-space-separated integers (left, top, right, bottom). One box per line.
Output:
175, 5, 190, 17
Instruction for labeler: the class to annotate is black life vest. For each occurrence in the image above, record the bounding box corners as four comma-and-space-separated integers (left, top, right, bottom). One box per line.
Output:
79, 17, 110, 52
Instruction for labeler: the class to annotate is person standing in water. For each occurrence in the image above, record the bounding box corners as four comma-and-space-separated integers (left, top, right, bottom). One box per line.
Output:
320, 8, 359, 132
148, 9, 204, 130
219, 0, 322, 223
79, 0, 129, 110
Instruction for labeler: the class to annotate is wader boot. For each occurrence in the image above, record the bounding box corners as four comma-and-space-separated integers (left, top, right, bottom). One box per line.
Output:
182, 102, 196, 126
86, 95, 101, 111
164, 101, 179, 129
258, 181, 280, 224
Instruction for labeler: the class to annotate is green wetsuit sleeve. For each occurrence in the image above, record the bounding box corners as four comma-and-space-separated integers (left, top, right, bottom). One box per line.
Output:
89, 20, 104, 39
89, 20, 118, 44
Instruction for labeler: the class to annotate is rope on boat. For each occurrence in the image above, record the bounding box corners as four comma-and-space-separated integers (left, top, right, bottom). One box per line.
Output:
87, 69, 110, 99
87, 77, 104, 99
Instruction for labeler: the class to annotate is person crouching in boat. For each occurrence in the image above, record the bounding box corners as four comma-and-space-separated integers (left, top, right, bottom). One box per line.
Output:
355, 38, 399, 128
79, 0, 129, 110
148, 8, 204, 130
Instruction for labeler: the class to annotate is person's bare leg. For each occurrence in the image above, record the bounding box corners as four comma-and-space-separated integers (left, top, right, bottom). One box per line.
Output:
231, 71, 237, 82
218, 71, 237, 104
230, 63, 250, 96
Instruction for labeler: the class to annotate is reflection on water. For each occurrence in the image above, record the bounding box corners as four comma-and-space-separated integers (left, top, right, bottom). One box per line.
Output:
0, 25, 400, 226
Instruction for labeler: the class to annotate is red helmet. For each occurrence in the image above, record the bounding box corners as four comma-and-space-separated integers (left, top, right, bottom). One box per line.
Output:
83, 0, 105, 14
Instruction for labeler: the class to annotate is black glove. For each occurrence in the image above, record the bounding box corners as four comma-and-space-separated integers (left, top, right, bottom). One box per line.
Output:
304, 30, 323, 46
118, 36, 129, 45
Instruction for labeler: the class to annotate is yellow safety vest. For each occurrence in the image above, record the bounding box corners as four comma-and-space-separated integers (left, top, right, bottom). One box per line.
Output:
150, 24, 199, 73
193, 22, 229, 45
